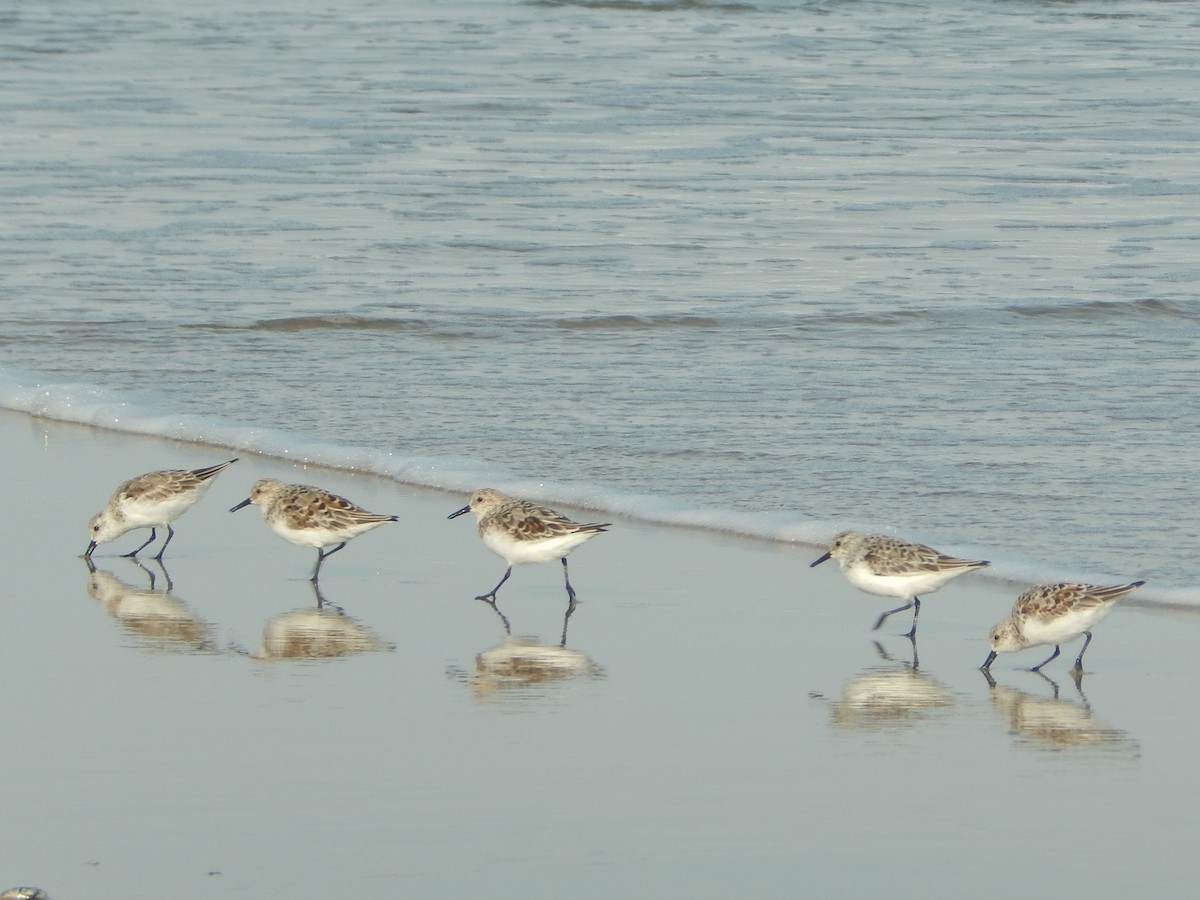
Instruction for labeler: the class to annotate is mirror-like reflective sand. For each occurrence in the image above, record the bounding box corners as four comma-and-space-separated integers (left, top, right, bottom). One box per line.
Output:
3, 411, 1197, 897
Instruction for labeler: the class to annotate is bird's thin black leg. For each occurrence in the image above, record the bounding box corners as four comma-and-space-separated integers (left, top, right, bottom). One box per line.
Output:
122, 528, 158, 558
152, 524, 176, 561
902, 596, 922, 638
873, 600, 914, 632
1071, 631, 1095, 673
476, 566, 512, 602
1031, 645, 1061, 672
561, 557, 578, 605
310, 542, 347, 582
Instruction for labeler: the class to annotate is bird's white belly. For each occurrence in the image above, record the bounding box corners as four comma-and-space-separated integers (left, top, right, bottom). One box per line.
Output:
121, 493, 201, 528
842, 564, 957, 600
1022, 605, 1113, 646
482, 528, 592, 565
269, 519, 350, 550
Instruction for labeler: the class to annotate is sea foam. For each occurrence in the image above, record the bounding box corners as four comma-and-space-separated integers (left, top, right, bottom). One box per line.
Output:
2, 368, 1193, 608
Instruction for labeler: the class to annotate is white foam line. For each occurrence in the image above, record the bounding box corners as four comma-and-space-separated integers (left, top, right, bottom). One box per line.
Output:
3, 370, 1195, 607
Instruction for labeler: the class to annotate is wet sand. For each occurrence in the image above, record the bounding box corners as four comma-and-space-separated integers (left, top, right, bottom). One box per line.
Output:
2, 409, 1198, 898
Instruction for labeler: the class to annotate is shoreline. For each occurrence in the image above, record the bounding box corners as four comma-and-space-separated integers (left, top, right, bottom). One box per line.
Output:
4, 403, 1178, 680
2, 402, 1177, 604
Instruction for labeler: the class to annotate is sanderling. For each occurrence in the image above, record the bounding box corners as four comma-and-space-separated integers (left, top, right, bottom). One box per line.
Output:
85, 459, 238, 560
448, 488, 609, 609
810, 531, 989, 636
230, 479, 398, 581
981, 580, 1144, 674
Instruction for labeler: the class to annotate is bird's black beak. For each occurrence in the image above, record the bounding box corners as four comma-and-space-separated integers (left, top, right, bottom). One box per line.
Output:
229, 498, 252, 512
810, 551, 831, 568
448, 505, 470, 520
980, 650, 997, 670
84, 541, 97, 558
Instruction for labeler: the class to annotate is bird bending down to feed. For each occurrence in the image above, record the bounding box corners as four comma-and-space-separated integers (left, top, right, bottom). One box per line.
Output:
981, 580, 1144, 675
85, 459, 238, 560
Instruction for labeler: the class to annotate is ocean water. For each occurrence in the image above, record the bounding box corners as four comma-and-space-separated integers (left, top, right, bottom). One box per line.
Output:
2, 0, 1198, 596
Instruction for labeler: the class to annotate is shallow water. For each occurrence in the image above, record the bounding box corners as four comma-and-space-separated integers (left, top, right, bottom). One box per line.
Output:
3, 0, 1199, 594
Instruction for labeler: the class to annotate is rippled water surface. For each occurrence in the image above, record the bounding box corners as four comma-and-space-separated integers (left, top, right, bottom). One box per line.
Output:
1, 0, 1198, 591
4, 4, 1200, 894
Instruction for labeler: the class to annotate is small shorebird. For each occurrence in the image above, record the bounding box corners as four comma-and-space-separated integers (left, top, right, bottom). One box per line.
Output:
230, 479, 398, 581
981, 580, 1144, 675
448, 488, 609, 609
85, 459, 238, 560
810, 530, 989, 636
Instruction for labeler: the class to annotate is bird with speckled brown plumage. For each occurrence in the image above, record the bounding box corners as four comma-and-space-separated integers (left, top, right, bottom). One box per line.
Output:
86, 459, 238, 560
231, 479, 397, 582
982, 580, 1145, 675
449, 488, 609, 610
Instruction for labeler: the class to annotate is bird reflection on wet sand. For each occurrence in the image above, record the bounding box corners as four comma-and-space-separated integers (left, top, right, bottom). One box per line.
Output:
458, 636, 605, 701
829, 640, 956, 731
450, 596, 603, 701
982, 671, 1138, 756
0, 888, 51, 900
251, 583, 394, 660
1, 888, 51, 900
84, 558, 217, 653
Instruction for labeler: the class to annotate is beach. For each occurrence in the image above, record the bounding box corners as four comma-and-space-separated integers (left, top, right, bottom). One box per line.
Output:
2, 0, 1199, 895
4, 408, 1200, 897
3, 0, 1199, 599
